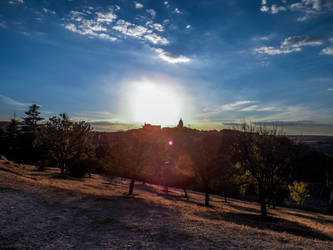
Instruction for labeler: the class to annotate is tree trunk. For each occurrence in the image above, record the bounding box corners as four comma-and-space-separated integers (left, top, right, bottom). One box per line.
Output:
128, 179, 135, 195
60, 162, 65, 177
164, 186, 168, 195
224, 196, 228, 203
328, 189, 333, 214
183, 189, 188, 199
259, 190, 267, 219
205, 192, 210, 206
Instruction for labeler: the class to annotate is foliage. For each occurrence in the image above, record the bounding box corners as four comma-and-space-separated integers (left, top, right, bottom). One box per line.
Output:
230, 124, 294, 218
21, 104, 44, 164
110, 132, 149, 195
35, 113, 94, 177
22, 104, 44, 134
288, 181, 310, 207
5, 114, 21, 160
67, 158, 96, 178
187, 132, 223, 206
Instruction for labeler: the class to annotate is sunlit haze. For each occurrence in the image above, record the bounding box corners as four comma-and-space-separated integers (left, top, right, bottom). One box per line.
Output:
126, 81, 183, 126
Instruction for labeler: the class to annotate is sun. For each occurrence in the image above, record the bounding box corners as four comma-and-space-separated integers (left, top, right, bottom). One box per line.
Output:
127, 81, 183, 126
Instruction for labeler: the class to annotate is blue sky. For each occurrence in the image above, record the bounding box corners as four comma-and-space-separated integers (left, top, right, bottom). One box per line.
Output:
0, 0, 333, 135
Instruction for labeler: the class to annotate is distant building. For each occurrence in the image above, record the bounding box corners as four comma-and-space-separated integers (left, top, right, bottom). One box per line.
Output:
143, 123, 161, 132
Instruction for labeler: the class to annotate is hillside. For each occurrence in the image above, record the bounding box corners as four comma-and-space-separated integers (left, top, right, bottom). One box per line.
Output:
0, 159, 333, 249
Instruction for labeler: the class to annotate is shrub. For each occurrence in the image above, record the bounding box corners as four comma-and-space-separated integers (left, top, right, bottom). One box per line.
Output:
67, 159, 95, 178
288, 181, 310, 207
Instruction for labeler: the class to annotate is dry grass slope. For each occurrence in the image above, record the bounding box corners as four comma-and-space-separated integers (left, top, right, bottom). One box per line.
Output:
0, 159, 333, 249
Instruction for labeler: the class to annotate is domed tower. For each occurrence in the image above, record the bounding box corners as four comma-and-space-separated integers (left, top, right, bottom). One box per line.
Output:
177, 118, 183, 129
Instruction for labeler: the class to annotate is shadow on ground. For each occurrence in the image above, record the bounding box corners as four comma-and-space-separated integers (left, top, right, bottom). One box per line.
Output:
195, 210, 333, 241
226, 202, 260, 214
285, 211, 333, 225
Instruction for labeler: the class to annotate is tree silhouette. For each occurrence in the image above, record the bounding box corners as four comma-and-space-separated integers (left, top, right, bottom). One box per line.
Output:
35, 113, 94, 177
112, 132, 148, 195
231, 124, 293, 219
188, 132, 222, 206
21, 104, 44, 164
5, 113, 21, 160
22, 104, 44, 133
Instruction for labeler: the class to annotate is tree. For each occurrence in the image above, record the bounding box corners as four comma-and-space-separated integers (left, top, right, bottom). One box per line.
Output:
21, 104, 44, 164
35, 113, 94, 177
0, 127, 4, 156
5, 113, 21, 160
215, 131, 240, 203
22, 104, 44, 133
187, 132, 222, 206
111, 132, 148, 195
288, 181, 310, 207
231, 124, 293, 219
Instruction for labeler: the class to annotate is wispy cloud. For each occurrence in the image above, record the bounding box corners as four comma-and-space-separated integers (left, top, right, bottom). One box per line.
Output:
64, 23, 117, 41
113, 19, 146, 37
8, 0, 24, 5
63, 7, 169, 45
260, 0, 333, 22
281, 36, 323, 47
146, 9, 156, 18
173, 8, 181, 14
154, 48, 190, 63
239, 105, 281, 112
64, 9, 118, 41
254, 46, 301, 55
256, 36, 270, 41
146, 21, 164, 32
42, 8, 56, 15
71, 110, 117, 121
195, 99, 333, 127
261, 4, 286, 14
219, 100, 256, 111
328, 88, 333, 91
254, 35, 324, 56
134, 1, 143, 9
113, 19, 168, 44
0, 94, 31, 108
321, 46, 333, 55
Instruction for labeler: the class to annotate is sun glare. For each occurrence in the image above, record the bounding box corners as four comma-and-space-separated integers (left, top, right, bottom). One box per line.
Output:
127, 81, 183, 126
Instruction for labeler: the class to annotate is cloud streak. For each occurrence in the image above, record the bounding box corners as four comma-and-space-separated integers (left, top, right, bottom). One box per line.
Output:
154, 48, 190, 63
0, 94, 31, 108
254, 35, 324, 56
42, 8, 56, 15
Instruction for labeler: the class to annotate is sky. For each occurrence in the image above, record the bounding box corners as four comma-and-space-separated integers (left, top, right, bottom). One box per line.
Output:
0, 0, 333, 135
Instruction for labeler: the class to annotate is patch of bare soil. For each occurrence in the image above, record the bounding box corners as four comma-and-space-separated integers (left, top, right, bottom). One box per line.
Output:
0, 160, 333, 249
